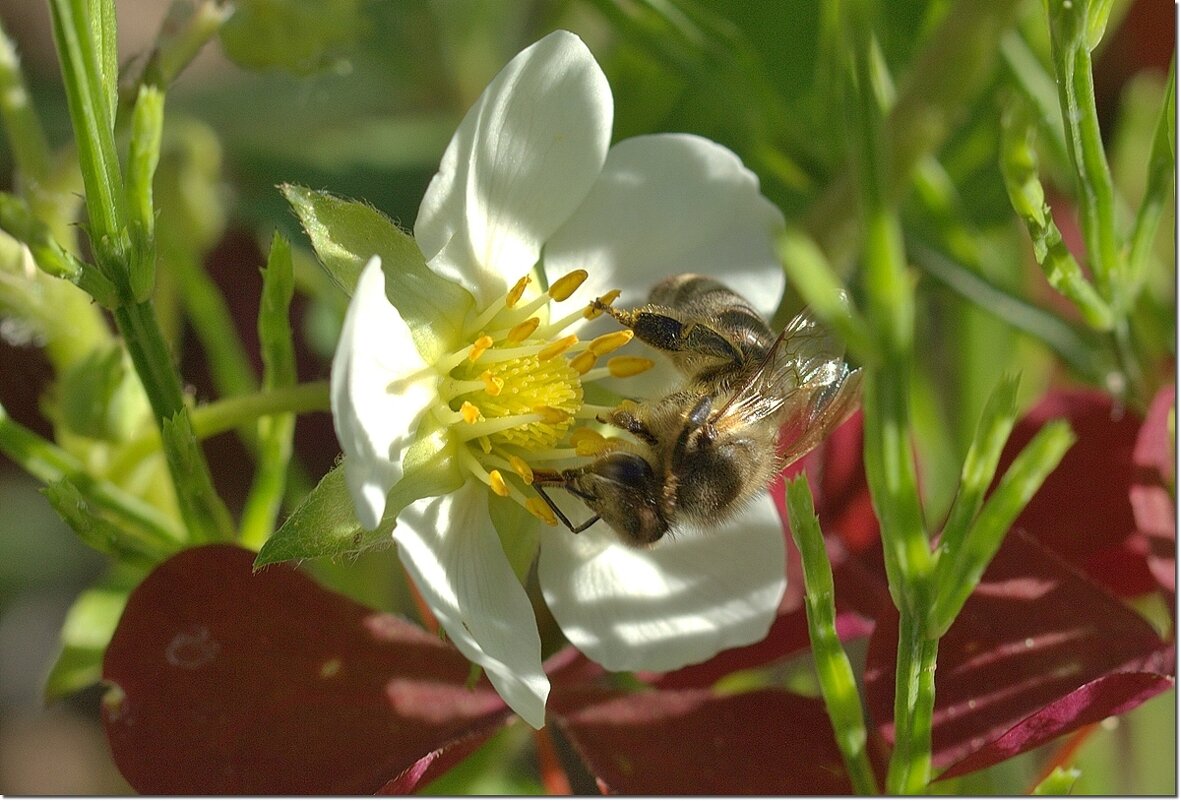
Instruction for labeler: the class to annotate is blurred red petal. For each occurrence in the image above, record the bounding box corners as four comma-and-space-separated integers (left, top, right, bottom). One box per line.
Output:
1131, 384, 1176, 596
939, 670, 1174, 780
553, 687, 853, 794
102, 545, 511, 794
999, 389, 1154, 596
865, 531, 1172, 775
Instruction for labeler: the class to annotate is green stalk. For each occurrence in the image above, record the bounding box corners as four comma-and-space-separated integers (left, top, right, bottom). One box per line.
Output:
240, 235, 298, 547
844, 6, 936, 792
0, 402, 183, 546
785, 477, 878, 794
1046, 0, 1120, 299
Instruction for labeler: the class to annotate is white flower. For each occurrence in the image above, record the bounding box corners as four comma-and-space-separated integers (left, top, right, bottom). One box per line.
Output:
331, 30, 788, 729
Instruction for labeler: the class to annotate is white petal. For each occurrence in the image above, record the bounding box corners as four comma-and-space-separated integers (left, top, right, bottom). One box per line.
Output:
331, 257, 437, 530
545, 133, 786, 318
395, 482, 550, 728
538, 492, 787, 672
415, 30, 613, 309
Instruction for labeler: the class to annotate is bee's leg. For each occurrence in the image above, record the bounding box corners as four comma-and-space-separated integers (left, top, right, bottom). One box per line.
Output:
597, 405, 658, 446
615, 305, 742, 364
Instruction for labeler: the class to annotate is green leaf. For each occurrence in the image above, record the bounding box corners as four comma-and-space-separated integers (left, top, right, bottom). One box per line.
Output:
219, 0, 364, 75
936, 373, 1021, 563
161, 409, 235, 543
1033, 766, 1082, 795
928, 419, 1076, 638
44, 564, 143, 700
281, 184, 473, 362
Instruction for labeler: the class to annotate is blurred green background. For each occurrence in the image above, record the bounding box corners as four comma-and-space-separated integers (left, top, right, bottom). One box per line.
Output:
0, 0, 1174, 793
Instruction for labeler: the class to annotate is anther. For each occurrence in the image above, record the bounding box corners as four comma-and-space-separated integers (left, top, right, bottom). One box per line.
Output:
468, 335, 494, 362
534, 405, 571, 424
527, 497, 558, 526
508, 455, 534, 484
548, 269, 588, 301
479, 370, 505, 396
488, 469, 510, 497
569, 350, 597, 375
460, 401, 482, 424
538, 335, 578, 361
569, 427, 604, 450
506, 317, 540, 344
506, 276, 530, 308
589, 329, 633, 356
607, 356, 655, 377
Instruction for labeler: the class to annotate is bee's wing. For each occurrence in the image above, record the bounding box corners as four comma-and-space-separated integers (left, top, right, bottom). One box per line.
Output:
713, 310, 862, 463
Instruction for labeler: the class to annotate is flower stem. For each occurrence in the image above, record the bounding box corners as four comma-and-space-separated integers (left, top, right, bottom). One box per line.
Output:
887, 608, 938, 794
0, 18, 52, 185
785, 476, 878, 794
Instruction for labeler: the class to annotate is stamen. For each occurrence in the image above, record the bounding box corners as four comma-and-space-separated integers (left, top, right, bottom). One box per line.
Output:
468, 335, 494, 362
506, 317, 540, 343
479, 370, 505, 396
505, 275, 530, 308
534, 405, 571, 424
508, 455, 534, 484
569, 427, 604, 449
457, 412, 545, 440
488, 469, 510, 497
571, 428, 607, 456
526, 497, 558, 526
460, 401, 482, 424
538, 335, 578, 361
589, 329, 633, 356
478, 435, 493, 454
548, 269, 588, 301
569, 350, 597, 375
608, 356, 654, 378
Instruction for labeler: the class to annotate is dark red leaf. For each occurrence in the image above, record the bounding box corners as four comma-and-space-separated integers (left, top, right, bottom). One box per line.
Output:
865, 531, 1173, 776
102, 544, 512, 794
1131, 384, 1176, 597
553, 687, 853, 794
999, 389, 1155, 596
939, 670, 1174, 779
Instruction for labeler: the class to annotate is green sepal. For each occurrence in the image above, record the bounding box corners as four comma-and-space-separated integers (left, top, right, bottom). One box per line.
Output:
43, 563, 144, 700
254, 427, 464, 567
219, 0, 364, 75
161, 409, 236, 543
281, 184, 473, 362
56, 342, 149, 442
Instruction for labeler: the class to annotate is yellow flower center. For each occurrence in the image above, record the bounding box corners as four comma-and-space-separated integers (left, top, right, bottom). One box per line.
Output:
430, 269, 653, 527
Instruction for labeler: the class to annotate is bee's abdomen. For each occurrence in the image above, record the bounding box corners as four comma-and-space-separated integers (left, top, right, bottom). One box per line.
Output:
651, 274, 775, 354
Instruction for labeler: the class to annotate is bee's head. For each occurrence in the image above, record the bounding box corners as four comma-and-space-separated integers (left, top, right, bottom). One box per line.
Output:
570, 452, 669, 547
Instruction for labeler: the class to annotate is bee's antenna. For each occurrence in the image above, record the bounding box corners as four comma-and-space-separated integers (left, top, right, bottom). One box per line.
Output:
533, 486, 599, 536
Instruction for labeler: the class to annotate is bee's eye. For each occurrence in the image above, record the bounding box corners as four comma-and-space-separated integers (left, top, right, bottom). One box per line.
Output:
597, 453, 653, 485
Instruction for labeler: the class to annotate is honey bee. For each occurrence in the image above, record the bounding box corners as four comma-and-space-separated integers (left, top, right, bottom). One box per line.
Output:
534, 274, 862, 547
